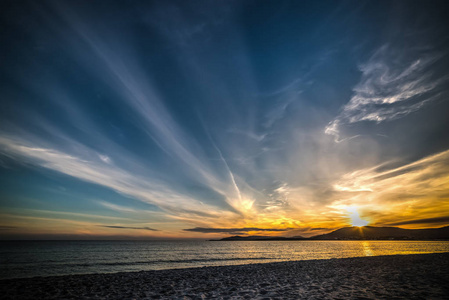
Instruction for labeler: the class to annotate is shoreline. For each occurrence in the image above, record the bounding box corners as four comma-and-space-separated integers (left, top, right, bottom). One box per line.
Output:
1, 252, 448, 299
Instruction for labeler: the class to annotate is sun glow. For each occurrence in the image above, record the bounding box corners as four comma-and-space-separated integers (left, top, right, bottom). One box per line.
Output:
346, 206, 369, 227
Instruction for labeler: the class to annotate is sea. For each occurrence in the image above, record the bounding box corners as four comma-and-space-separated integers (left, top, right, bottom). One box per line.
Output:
1, 240, 448, 280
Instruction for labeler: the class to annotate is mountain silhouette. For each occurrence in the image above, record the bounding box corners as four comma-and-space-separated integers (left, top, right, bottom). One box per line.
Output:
310, 226, 449, 240
212, 226, 449, 241
211, 235, 305, 241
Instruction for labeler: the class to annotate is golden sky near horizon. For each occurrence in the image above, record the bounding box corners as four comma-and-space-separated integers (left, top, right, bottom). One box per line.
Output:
1, 148, 448, 239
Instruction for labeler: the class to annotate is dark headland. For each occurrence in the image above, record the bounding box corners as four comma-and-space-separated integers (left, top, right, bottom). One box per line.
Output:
211, 225, 449, 241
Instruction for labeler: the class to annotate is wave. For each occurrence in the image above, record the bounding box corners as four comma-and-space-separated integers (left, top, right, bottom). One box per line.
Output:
53, 257, 275, 268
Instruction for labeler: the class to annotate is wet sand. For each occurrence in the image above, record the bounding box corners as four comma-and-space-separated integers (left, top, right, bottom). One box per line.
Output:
1, 252, 448, 299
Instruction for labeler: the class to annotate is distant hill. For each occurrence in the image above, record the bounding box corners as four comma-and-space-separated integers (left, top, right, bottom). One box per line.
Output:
210, 235, 305, 241
211, 226, 449, 241
310, 226, 449, 240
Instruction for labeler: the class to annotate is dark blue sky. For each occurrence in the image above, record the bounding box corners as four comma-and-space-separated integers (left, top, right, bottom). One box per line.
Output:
1, 0, 449, 238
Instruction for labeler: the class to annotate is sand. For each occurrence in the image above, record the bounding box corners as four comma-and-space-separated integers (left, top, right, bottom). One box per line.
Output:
1, 253, 448, 299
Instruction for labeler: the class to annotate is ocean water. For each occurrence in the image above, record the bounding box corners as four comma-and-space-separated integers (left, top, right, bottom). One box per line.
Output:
1, 240, 448, 280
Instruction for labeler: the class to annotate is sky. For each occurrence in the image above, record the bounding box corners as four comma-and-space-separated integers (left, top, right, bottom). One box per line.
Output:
1, 0, 449, 239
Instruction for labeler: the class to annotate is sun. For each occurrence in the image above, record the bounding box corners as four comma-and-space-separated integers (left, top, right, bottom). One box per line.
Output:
346, 206, 369, 227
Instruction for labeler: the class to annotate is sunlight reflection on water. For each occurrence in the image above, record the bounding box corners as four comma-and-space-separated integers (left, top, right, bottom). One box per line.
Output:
362, 241, 373, 256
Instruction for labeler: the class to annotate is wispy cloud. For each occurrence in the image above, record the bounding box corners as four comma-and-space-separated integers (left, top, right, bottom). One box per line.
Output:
0, 226, 17, 230
0, 136, 234, 221
98, 154, 112, 164
101, 225, 158, 231
262, 182, 290, 210
227, 128, 267, 142
97, 201, 140, 213
326, 44, 447, 141
49, 3, 257, 218
329, 149, 449, 227
389, 216, 449, 226
264, 97, 297, 129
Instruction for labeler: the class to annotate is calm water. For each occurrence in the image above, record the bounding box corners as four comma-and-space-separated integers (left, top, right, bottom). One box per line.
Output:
1, 240, 448, 279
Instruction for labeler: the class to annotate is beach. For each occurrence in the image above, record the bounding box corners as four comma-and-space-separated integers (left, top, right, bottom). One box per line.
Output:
1, 253, 448, 299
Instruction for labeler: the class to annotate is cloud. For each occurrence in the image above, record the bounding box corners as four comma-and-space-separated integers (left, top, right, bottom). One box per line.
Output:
227, 128, 267, 142
145, 1, 233, 48
326, 44, 447, 141
264, 97, 296, 129
101, 225, 159, 231
0, 226, 17, 230
48, 3, 259, 217
329, 149, 449, 227
183, 227, 291, 233
98, 154, 112, 164
261, 182, 290, 210
0, 135, 235, 222
97, 201, 139, 213
388, 216, 449, 226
